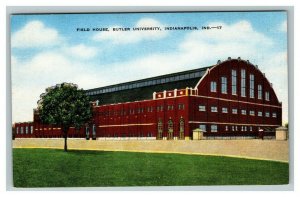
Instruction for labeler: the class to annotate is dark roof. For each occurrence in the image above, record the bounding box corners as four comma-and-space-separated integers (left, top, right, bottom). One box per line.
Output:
85, 66, 211, 105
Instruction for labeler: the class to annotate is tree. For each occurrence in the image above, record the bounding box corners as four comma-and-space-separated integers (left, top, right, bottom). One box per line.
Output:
38, 83, 92, 151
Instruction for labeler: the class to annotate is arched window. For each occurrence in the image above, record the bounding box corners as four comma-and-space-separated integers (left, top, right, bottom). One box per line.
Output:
168, 119, 173, 132
179, 118, 184, 140
167, 119, 174, 140
157, 119, 163, 140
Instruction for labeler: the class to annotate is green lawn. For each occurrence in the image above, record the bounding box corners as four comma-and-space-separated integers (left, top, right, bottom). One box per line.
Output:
13, 148, 289, 187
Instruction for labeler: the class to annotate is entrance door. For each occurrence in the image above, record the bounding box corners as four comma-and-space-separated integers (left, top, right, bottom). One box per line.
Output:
85, 126, 90, 140
92, 124, 96, 140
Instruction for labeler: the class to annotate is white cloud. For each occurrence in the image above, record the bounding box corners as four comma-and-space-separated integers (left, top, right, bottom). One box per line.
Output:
64, 44, 98, 59
93, 18, 168, 44
93, 20, 288, 122
12, 20, 288, 123
279, 20, 287, 32
11, 52, 102, 122
12, 20, 61, 48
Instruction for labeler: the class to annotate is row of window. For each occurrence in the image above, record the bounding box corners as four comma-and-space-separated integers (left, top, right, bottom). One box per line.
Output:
15, 126, 33, 134
210, 69, 270, 101
199, 124, 257, 132
98, 104, 185, 116
198, 105, 277, 117
87, 71, 204, 96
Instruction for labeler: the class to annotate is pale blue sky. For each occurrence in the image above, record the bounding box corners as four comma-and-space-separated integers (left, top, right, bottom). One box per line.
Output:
11, 11, 288, 123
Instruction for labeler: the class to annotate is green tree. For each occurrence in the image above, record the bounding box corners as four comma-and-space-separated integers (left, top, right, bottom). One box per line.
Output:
38, 83, 92, 151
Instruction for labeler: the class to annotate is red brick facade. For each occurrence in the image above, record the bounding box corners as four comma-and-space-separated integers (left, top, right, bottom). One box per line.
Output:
13, 58, 282, 140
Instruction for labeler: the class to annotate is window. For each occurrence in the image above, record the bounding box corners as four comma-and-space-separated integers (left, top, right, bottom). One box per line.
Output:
210, 81, 217, 92
168, 119, 174, 132
179, 118, 185, 139
167, 105, 174, 110
178, 104, 185, 110
258, 111, 263, 117
272, 112, 277, 118
157, 106, 163, 112
250, 126, 253, 131
225, 126, 228, 131
232, 126, 235, 131
199, 125, 206, 132
232, 108, 238, 114
211, 106, 218, 112
211, 125, 218, 132
199, 105, 206, 112
21, 127, 23, 134
249, 74, 254, 98
265, 112, 270, 117
241, 69, 246, 97
16, 127, 19, 134
157, 119, 163, 140
25, 126, 28, 134
30, 126, 33, 134
265, 91, 270, 101
221, 77, 227, 94
241, 109, 247, 115
232, 69, 237, 95
258, 85, 262, 99
249, 110, 255, 116
222, 107, 228, 113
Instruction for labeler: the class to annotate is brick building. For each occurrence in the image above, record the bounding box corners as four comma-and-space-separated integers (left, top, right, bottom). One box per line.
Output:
13, 58, 282, 140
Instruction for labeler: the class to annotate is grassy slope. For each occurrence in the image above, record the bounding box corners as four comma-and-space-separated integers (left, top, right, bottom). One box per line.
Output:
13, 148, 289, 187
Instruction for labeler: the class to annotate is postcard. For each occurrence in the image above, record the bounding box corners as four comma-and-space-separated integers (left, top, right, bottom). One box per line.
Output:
11, 11, 289, 188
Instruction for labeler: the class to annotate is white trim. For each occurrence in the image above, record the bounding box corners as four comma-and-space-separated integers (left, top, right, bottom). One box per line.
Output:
192, 95, 281, 108
98, 123, 155, 128
189, 121, 280, 127
194, 65, 217, 89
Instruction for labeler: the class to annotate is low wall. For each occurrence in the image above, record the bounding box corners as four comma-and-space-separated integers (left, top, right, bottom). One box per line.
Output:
13, 138, 289, 162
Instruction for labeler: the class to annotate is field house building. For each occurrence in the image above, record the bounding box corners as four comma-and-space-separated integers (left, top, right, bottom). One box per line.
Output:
13, 58, 282, 140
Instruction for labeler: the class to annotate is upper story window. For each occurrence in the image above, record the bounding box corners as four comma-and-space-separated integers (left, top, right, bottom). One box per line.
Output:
258, 111, 263, 117
167, 105, 174, 110
157, 106, 163, 112
265, 91, 270, 101
199, 105, 206, 112
272, 112, 277, 118
232, 108, 238, 114
231, 69, 237, 95
178, 104, 185, 110
221, 77, 227, 94
210, 81, 217, 92
258, 85, 262, 99
241, 69, 246, 97
265, 112, 270, 117
222, 107, 228, 113
211, 106, 218, 112
211, 125, 218, 132
249, 110, 255, 116
249, 74, 254, 98
30, 126, 33, 134
199, 125, 207, 132
241, 109, 247, 115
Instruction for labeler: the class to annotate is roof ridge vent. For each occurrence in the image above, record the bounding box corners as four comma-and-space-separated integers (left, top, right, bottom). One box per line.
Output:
228, 57, 231, 60
237, 57, 241, 60
247, 60, 250, 64
217, 60, 221, 64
